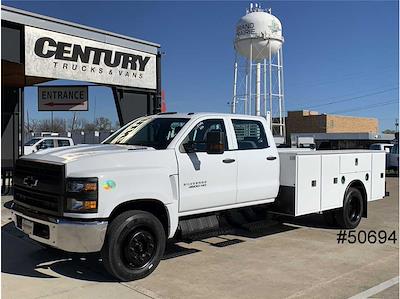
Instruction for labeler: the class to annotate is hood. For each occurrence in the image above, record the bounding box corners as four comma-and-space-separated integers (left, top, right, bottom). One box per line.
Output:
21, 144, 154, 164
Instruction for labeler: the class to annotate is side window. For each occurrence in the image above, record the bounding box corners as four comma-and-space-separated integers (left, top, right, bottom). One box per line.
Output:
232, 119, 268, 150
58, 139, 71, 147
38, 139, 54, 149
181, 119, 228, 152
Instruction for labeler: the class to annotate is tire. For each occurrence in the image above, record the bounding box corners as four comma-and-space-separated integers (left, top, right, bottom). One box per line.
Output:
335, 187, 364, 229
101, 210, 166, 281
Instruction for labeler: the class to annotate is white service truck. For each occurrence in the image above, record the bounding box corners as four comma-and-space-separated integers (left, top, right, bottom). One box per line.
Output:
10, 113, 386, 281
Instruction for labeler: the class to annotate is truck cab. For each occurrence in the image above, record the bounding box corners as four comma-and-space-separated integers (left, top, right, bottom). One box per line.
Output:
24, 136, 74, 154
10, 112, 385, 281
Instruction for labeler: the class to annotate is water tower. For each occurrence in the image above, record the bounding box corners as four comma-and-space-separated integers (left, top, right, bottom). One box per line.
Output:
232, 3, 285, 137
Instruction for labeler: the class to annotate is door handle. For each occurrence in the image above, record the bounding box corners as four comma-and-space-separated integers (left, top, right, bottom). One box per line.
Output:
223, 158, 236, 164
266, 156, 277, 161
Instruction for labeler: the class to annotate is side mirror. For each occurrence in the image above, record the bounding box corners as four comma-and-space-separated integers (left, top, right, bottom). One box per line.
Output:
206, 131, 225, 154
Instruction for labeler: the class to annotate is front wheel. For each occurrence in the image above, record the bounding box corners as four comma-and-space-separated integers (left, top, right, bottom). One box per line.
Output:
101, 210, 166, 281
336, 187, 364, 229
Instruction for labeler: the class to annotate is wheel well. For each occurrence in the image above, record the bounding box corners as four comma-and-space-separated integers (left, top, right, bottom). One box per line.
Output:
109, 199, 169, 235
347, 180, 368, 218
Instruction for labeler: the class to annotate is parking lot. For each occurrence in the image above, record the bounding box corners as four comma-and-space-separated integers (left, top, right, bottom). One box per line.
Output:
2, 177, 399, 299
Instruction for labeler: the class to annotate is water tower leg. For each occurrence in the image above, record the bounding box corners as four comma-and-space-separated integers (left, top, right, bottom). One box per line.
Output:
244, 61, 248, 115
268, 42, 273, 131
280, 47, 286, 140
255, 62, 261, 116
277, 49, 283, 136
232, 61, 238, 114
263, 58, 267, 117
248, 42, 253, 115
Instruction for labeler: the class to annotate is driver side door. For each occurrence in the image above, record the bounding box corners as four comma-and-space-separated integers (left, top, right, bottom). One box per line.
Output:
177, 118, 237, 213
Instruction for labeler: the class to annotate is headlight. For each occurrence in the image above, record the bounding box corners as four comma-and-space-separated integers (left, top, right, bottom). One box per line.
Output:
67, 180, 97, 193
65, 178, 98, 213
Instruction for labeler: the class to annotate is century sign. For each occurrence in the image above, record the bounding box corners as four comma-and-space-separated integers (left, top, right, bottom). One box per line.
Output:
38, 86, 88, 111
25, 26, 157, 89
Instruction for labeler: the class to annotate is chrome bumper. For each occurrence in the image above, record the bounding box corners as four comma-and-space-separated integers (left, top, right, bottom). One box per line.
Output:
11, 210, 108, 253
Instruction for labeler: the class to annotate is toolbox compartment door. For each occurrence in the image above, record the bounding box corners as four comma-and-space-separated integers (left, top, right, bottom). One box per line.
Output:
371, 152, 386, 201
340, 153, 371, 173
296, 155, 321, 216
320, 155, 343, 210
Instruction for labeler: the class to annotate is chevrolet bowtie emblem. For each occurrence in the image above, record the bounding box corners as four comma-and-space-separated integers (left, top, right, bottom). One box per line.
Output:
23, 176, 38, 187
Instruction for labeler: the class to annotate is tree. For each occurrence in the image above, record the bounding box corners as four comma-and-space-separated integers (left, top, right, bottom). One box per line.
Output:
83, 121, 97, 131
25, 119, 40, 133
95, 117, 112, 131
36, 118, 66, 133
25, 117, 115, 133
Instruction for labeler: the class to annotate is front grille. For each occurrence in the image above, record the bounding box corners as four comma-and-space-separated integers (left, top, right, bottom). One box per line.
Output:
13, 159, 65, 216
14, 187, 59, 212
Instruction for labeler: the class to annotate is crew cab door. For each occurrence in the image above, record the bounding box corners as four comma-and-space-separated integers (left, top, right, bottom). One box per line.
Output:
176, 118, 237, 213
230, 118, 279, 203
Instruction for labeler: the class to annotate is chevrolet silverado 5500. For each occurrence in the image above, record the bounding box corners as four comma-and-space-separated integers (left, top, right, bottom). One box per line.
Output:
10, 113, 386, 281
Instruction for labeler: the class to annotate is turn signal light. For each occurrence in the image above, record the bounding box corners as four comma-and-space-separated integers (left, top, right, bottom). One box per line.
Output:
83, 200, 97, 210
84, 183, 97, 192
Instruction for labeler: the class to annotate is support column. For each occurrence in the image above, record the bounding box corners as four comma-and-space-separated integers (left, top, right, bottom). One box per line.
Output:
232, 60, 238, 114
248, 42, 253, 115
255, 62, 261, 116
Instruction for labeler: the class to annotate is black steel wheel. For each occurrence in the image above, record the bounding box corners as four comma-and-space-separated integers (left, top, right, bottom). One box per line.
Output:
336, 187, 364, 229
122, 229, 156, 270
101, 210, 166, 281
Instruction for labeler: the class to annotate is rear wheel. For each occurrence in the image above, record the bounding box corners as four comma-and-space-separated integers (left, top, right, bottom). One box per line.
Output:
336, 187, 364, 229
101, 210, 166, 281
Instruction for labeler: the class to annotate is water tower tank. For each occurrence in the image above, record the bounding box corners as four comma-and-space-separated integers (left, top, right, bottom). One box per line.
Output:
234, 6, 284, 60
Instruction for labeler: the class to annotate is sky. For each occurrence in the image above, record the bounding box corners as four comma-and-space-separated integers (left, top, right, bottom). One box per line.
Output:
4, 0, 399, 131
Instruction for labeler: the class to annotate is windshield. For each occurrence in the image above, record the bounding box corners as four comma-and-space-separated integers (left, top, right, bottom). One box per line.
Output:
103, 117, 189, 150
24, 138, 41, 146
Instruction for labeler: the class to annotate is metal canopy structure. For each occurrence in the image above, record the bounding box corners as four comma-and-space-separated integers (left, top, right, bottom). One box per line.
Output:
1, 5, 162, 170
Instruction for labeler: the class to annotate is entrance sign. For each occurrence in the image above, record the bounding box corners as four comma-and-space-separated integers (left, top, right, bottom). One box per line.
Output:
25, 26, 157, 89
38, 86, 88, 111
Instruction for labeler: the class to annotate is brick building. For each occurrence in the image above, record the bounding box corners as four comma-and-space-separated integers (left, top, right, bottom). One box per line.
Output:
286, 110, 378, 135
285, 111, 394, 149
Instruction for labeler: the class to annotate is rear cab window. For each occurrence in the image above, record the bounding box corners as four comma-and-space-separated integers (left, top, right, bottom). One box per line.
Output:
57, 139, 71, 147
231, 119, 269, 150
